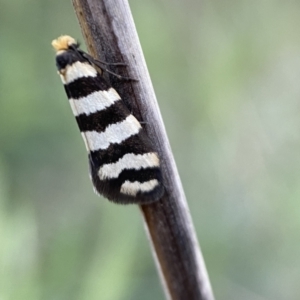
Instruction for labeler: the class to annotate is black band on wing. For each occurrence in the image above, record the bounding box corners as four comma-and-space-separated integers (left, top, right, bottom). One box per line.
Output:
89, 131, 154, 168
75, 100, 130, 133
65, 74, 110, 99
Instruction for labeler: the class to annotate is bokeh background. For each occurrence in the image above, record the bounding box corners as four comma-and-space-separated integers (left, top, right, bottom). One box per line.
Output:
1, 0, 300, 299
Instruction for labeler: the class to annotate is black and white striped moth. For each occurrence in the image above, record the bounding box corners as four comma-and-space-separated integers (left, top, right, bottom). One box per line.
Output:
51, 35, 164, 204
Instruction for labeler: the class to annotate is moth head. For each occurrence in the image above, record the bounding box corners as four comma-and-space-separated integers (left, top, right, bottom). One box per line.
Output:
51, 35, 78, 52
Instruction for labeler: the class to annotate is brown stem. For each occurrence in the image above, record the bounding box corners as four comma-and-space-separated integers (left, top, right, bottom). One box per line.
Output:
72, 1, 214, 299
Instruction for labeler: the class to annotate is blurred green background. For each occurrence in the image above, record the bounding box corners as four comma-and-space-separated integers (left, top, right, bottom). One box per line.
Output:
1, 0, 300, 299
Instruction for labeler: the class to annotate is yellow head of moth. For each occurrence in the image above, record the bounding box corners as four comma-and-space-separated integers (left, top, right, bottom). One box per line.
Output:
51, 35, 77, 52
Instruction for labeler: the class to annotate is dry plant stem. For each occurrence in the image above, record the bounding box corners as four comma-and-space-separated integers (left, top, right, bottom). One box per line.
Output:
72, 0, 214, 299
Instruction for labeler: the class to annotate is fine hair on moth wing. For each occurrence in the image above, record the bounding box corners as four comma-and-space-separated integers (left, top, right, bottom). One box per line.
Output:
51, 35, 164, 204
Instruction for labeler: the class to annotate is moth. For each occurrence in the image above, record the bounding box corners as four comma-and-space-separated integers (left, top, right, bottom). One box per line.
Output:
51, 35, 164, 204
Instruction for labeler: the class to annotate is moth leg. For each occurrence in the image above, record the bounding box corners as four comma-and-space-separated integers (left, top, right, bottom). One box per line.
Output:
82, 52, 127, 66
79, 50, 137, 81
101, 67, 138, 82
93, 59, 127, 67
